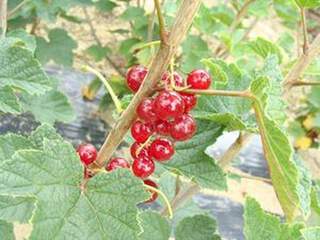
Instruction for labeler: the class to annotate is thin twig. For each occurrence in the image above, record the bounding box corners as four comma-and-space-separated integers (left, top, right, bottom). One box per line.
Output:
181, 89, 253, 98
154, 0, 167, 44
228, 167, 272, 184
219, 132, 254, 169
147, 6, 156, 42
300, 7, 309, 54
290, 80, 320, 87
82, 7, 126, 77
284, 33, 320, 87
0, 0, 7, 37
92, 0, 202, 169
7, 0, 29, 18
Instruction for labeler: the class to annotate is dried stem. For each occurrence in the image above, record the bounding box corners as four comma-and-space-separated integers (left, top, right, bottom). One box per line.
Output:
300, 7, 309, 54
93, 0, 202, 169
0, 0, 7, 37
219, 132, 254, 169
284, 33, 320, 87
290, 80, 320, 87
82, 7, 126, 77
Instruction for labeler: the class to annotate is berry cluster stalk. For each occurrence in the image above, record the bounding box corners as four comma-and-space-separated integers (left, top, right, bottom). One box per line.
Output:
92, 0, 202, 170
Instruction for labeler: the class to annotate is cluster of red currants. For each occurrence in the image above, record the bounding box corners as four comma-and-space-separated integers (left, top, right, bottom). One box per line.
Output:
76, 65, 211, 203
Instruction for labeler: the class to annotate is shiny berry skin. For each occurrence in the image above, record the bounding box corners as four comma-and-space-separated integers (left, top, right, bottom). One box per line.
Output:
106, 157, 130, 172
143, 179, 158, 203
154, 119, 171, 136
180, 93, 197, 113
170, 114, 197, 141
76, 144, 97, 166
132, 156, 155, 178
131, 120, 154, 143
154, 90, 185, 120
187, 69, 211, 89
126, 65, 148, 92
149, 138, 174, 161
137, 98, 157, 122
161, 72, 184, 87
130, 142, 150, 159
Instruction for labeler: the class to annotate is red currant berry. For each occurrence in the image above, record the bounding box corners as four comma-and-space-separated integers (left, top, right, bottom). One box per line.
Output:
130, 142, 150, 159
170, 114, 197, 141
154, 119, 171, 136
154, 90, 185, 120
180, 93, 197, 113
187, 69, 211, 89
106, 157, 130, 172
131, 120, 154, 143
137, 98, 157, 122
132, 156, 155, 178
126, 65, 148, 92
76, 143, 97, 166
143, 179, 158, 203
161, 72, 184, 87
149, 138, 174, 161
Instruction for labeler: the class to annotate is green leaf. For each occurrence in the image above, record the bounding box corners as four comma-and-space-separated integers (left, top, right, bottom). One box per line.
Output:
95, 0, 117, 12
0, 195, 35, 223
29, 124, 63, 149
181, 35, 210, 72
0, 137, 148, 239
247, 37, 282, 62
162, 120, 227, 190
175, 215, 221, 240
194, 59, 254, 131
20, 90, 75, 125
35, 28, 77, 66
7, 29, 36, 53
244, 197, 304, 240
0, 221, 14, 240
0, 86, 21, 114
301, 227, 320, 240
294, 0, 320, 8
0, 38, 51, 95
121, 7, 145, 21
85, 44, 111, 62
139, 211, 170, 240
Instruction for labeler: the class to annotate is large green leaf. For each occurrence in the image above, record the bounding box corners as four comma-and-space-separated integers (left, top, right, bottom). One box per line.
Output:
0, 38, 51, 95
162, 120, 227, 190
244, 197, 304, 240
247, 37, 282, 62
36, 28, 77, 66
7, 29, 37, 54
20, 90, 75, 125
301, 227, 320, 240
175, 215, 221, 240
0, 86, 21, 114
0, 220, 14, 240
294, 0, 320, 8
0, 128, 148, 239
194, 59, 254, 131
139, 211, 170, 240
0, 195, 35, 223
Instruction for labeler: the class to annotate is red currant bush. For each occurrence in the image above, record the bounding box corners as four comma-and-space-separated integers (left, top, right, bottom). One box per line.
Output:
154, 90, 185, 120
143, 179, 158, 203
130, 142, 150, 159
171, 114, 197, 141
161, 72, 184, 87
136, 98, 157, 122
76, 143, 97, 166
149, 138, 174, 161
106, 157, 130, 172
187, 69, 211, 89
126, 65, 148, 92
131, 120, 154, 143
132, 156, 155, 178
